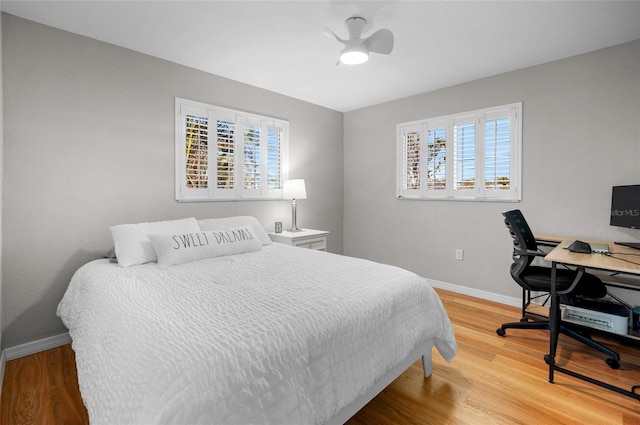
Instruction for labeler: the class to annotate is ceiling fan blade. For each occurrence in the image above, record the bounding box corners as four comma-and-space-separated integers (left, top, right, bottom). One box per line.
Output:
323, 28, 347, 44
365, 29, 394, 54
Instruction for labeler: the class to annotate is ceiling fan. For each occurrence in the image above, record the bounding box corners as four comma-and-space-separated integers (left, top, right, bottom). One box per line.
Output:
323, 17, 394, 65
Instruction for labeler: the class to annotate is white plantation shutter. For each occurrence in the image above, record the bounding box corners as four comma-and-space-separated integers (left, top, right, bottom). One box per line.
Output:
425, 123, 447, 193
483, 106, 519, 200
396, 124, 423, 198
177, 104, 211, 201
240, 118, 262, 196
176, 98, 288, 201
216, 118, 235, 192
266, 124, 284, 190
396, 102, 521, 201
185, 113, 209, 189
453, 116, 477, 196
485, 118, 510, 189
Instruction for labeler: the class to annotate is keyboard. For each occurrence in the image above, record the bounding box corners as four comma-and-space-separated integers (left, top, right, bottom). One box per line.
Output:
614, 241, 640, 250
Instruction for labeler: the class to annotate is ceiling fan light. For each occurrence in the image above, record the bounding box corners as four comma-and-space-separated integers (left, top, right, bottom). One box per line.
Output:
339, 47, 369, 65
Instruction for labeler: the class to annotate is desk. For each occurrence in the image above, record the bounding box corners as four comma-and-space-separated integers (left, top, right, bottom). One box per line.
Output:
545, 241, 640, 400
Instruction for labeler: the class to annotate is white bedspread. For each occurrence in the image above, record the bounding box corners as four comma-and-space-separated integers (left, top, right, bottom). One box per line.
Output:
58, 244, 456, 425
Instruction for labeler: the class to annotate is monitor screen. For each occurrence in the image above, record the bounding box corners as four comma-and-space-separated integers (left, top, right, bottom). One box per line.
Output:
610, 185, 640, 229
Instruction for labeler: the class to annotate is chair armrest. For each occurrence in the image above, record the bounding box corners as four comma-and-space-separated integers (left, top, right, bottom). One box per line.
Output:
513, 247, 546, 257
536, 240, 559, 248
533, 234, 563, 246
556, 267, 585, 295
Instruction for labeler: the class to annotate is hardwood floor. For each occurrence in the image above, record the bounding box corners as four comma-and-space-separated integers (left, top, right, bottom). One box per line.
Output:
2, 289, 640, 424
1, 343, 88, 425
348, 290, 640, 425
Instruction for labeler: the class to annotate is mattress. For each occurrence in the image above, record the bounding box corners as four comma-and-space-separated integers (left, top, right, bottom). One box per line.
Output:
57, 243, 456, 424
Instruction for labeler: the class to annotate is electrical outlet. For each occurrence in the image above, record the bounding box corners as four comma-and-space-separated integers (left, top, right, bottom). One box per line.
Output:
455, 249, 464, 261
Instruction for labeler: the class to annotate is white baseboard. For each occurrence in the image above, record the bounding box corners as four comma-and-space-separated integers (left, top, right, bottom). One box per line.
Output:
3, 332, 71, 361
428, 279, 522, 308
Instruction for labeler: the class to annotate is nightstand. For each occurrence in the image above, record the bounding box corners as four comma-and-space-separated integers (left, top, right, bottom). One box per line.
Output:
268, 229, 330, 251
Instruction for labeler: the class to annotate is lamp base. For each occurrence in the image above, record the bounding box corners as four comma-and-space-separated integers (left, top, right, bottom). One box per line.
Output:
289, 200, 303, 233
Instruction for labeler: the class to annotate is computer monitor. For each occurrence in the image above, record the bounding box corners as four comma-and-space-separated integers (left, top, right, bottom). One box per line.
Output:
610, 185, 640, 229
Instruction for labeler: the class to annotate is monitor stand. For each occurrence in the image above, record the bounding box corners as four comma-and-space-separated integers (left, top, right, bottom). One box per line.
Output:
614, 241, 640, 250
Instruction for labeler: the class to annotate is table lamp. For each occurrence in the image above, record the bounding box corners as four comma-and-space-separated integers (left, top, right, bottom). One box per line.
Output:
283, 179, 306, 232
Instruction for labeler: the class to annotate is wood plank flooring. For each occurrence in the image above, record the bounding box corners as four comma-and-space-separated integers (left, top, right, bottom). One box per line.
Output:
1, 343, 88, 425
348, 290, 640, 425
2, 289, 640, 424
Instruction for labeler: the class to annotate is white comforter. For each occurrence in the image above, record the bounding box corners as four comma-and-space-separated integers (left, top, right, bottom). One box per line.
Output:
58, 244, 456, 425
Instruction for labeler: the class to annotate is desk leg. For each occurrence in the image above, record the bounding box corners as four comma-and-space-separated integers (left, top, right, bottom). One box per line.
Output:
547, 261, 559, 383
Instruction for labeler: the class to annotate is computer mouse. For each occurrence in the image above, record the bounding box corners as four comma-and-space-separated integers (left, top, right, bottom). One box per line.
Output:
568, 240, 592, 254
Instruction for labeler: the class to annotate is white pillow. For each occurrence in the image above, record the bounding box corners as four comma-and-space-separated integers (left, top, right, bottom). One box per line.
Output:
198, 216, 272, 246
110, 217, 200, 267
149, 226, 263, 266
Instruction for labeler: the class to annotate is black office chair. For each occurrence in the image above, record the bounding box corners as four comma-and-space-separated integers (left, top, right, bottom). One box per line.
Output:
496, 209, 620, 369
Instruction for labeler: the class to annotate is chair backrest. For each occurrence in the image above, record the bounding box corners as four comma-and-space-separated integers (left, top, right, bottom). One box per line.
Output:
502, 209, 538, 288
502, 210, 606, 298
502, 209, 537, 253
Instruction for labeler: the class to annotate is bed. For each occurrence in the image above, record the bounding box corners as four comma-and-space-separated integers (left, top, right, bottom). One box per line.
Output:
57, 216, 457, 424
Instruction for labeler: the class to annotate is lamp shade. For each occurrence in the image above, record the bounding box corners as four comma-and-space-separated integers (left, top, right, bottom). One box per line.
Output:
283, 179, 307, 200
340, 46, 369, 65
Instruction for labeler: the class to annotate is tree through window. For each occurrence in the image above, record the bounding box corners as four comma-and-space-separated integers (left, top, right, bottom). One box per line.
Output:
176, 98, 288, 201
396, 102, 521, 201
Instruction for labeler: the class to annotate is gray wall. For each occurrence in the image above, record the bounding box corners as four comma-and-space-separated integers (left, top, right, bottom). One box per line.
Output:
2, 12, 639, 349
1, 14, 344, 348
344, 40, 640, 300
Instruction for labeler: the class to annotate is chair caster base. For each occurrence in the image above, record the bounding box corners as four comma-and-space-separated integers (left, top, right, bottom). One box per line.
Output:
606, 358, 620, 369
544, 354, 620, 369
496, 328, 506, 337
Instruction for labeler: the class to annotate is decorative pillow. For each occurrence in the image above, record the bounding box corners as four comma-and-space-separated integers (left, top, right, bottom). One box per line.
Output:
110, 217, 200, 267
149, 226, 263, 266
198, 216, 272, 246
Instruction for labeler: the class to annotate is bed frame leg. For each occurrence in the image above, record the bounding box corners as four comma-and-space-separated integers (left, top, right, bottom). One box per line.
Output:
421, 351, 433, 377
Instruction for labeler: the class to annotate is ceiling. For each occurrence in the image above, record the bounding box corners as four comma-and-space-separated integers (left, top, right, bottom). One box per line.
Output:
2, 1, 639, 112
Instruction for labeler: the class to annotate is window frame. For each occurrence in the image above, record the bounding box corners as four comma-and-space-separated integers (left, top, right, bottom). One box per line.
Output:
396, 102, 522, 202
175, 98, 289, 202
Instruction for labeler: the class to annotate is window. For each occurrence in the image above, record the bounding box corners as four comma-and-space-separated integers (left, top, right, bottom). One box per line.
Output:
175, 98, 288, 201
396, 102, 522, 201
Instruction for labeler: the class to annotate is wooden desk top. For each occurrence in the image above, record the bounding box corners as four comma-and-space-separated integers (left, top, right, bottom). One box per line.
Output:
545, 240, 640, 275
